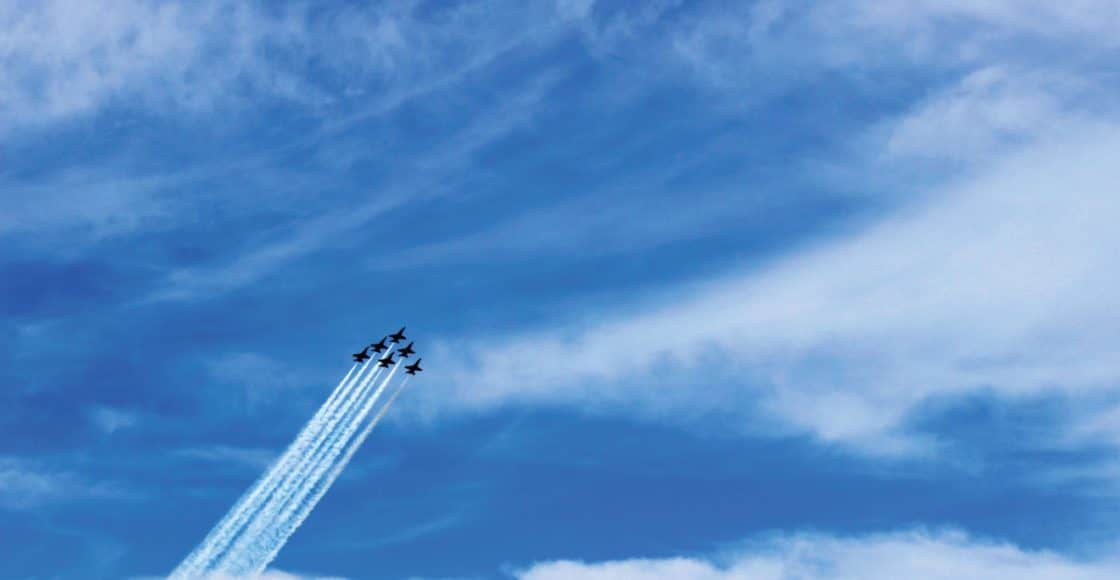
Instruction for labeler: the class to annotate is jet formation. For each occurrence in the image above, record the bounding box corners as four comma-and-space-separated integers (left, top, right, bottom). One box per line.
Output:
352, 326, 424, 374
172, 328, 423, 578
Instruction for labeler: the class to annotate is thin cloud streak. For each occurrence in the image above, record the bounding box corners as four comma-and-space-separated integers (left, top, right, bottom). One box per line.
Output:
151, 71, 564, 301
0, 1, 578, 133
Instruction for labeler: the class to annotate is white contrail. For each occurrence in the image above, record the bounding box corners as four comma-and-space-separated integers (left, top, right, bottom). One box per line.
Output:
211, 362, 383, 567
252, 375, 413, 577
215, 360, 395, 575
252, 362, 383, 531
175, 362, 369, 578
169, 363, 364, 579
222, 361, 405, 577
219, 361, 401, 575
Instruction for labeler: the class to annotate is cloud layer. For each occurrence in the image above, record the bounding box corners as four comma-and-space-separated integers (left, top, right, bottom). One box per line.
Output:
520, 530, 1120, 580
427, 123, 1120, 453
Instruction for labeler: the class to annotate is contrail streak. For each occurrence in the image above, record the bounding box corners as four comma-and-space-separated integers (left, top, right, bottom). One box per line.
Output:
252, 375, 413, 576
212, 363, 383, 570
253, 363, 382, 532
215, 361, 396, 575
169, 363, 363, 579
220, 361, 404, 576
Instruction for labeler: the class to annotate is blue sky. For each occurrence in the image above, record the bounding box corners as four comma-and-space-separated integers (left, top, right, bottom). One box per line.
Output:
3, 0, 1120, 578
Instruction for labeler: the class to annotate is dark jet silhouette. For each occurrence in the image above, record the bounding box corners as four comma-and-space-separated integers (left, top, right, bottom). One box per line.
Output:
405, 359, 423, 375
370, 337, 388, 353
352, 347, 371, 363
389, 326, 407, 343
397, 342, 416, 358
378, 353, 396, 368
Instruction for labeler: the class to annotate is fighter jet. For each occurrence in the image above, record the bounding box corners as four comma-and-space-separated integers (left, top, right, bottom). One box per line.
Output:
370, 337, 388, 353
405, 359, 423, 375
389, 326, 407, 343
397, 342, 416, 358
352, 347, 371, 363
377, 353, 396, 368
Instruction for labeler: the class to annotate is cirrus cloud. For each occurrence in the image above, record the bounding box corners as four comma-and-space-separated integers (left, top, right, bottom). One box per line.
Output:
424, 123, 1120, 454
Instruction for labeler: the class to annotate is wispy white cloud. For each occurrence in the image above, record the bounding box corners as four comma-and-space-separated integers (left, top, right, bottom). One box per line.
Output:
667, 0, 1119, 106
833, 0, 1120, 49
0, 0, 576, 252
155, 70, 563, 300
817, 59, 1112, 201
252, 572, 348, 580
0, 0, 585, 134
0, 168, 182, 240
385, 2, 1120, 457
0, 152, 357, 251
320, 512, 467, 552
88, 406, 139, 435
555, 0, 596, 21
0, 458, 70, 510
422, 123, 1120, 454
203, 352, 319, 416
0, 1, 315, 130
374, 176, 758, 270
0, 0, 587, 258
518, 529, 1120, 579
876, 67, 1095, 163
175, 445, 278, 472
132, 570, 347, 580
0, 456, 132, 510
